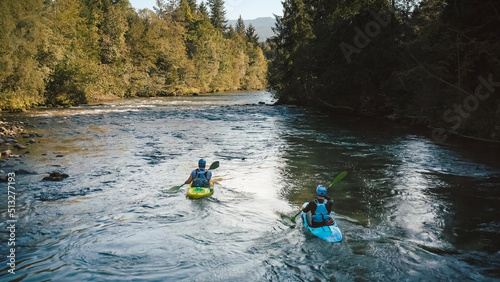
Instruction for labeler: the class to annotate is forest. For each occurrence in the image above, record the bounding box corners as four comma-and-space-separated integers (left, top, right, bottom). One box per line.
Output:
268, 0, 500, 142
0, 0, 267, 110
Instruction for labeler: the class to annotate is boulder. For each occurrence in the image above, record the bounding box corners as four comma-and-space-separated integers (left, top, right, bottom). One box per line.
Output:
14, 144, 27, 150
43, 172, 69, 181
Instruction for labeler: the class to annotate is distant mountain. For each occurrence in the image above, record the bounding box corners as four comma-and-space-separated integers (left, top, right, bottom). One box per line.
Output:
227, 17, 276, 42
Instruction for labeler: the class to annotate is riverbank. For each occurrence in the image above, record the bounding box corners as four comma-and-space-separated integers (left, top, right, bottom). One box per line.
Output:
0, 120, 40, 160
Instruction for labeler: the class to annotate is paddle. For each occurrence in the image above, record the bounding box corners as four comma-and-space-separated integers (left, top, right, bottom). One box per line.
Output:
167, 161, 220, 192
289, 171, 347, 222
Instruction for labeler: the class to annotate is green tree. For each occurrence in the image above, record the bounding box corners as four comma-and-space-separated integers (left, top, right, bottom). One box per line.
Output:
235, 15, 245, 36
181, 0, 194, 22
127, 9, 191, 96
246, 24, 259, 45
198, 1, 209, 18
44, 0, 99, 106
187, 0, 197, 14
186, 16, 222, 91
268, 0, 315, 103
243, 41, 267, 90
100, 4, 129, 65
0, 0, 47, 110
207, 0, 227, 32
227, 28, 248, 88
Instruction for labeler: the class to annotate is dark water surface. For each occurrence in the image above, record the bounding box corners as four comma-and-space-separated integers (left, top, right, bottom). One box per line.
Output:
1, 91, 499, 281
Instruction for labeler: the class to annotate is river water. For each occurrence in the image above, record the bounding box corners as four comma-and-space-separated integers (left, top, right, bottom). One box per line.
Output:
1, 91, 499, 281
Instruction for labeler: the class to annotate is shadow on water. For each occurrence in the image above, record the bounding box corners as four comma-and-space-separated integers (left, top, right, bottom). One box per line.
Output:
0, 91, 499, 280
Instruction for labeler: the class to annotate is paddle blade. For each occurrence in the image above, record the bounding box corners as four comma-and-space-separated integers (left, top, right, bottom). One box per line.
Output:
290, 210, 302, 222
328, 171, 347, 189
168, 184, 184, 192
280, 213, 297, 228
209, 161, 219, 170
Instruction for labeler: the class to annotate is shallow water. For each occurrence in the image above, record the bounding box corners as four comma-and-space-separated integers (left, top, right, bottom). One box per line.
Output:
1, 91, 499, 281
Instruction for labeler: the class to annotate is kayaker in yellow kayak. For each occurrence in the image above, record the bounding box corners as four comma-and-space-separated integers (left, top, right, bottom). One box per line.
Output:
185, 159, 214, 187
302, 185, 335, 227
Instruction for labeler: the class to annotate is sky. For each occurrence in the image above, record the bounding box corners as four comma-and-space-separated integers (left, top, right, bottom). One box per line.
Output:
128, 0, 283, 20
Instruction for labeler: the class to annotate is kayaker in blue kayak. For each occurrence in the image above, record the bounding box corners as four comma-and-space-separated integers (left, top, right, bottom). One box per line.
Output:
185, 159, 214, 188
302, 185, 335, 227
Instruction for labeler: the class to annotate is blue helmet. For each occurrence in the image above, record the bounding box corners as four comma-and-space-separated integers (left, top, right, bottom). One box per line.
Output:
198, 159, 206, 168
316, 185, 327, 196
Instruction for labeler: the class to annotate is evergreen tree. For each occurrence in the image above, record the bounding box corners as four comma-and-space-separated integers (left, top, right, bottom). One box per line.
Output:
235, 15, 245, 36
268, 0, 315, 103
198, 1, 209, 18
246, 24, 259, 44
174, 0, 193, 23
207, 0, 227, 32
187, 0, 197, 14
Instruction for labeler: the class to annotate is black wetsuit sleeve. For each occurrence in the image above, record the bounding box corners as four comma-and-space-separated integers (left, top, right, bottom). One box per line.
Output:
326, 200, 333, 213
303, 201, 316, 213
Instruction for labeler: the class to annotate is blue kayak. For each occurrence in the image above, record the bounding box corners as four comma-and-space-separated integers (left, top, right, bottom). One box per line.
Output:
301, 202, 342, 242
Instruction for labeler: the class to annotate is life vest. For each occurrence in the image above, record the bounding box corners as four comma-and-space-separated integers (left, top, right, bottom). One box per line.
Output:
311, 199, 331, 223
192, 168, 210, 187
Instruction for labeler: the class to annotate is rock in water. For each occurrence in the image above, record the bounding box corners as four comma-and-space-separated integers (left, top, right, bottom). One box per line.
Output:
43, 172, 70, 181
14, 144, 27, 150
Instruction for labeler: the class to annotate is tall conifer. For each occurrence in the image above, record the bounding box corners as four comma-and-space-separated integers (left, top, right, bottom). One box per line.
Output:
207, 0, 227, 32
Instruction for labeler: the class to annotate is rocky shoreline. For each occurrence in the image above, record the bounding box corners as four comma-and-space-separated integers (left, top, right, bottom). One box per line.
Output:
0, 120, 41, 159
0, 119, 73, 182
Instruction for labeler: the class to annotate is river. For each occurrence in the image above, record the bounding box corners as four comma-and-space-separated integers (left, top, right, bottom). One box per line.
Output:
1, 91, 499, 281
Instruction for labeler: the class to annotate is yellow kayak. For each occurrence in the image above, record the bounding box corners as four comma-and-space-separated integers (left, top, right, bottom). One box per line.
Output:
186, 184, 214, 199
